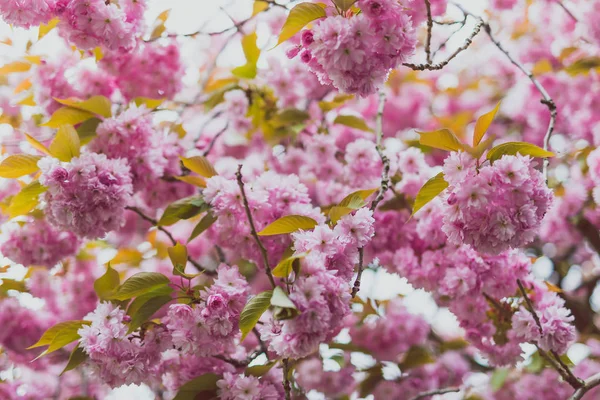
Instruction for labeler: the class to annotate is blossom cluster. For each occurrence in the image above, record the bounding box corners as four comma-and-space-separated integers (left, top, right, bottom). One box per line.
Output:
288, 0, 417, 96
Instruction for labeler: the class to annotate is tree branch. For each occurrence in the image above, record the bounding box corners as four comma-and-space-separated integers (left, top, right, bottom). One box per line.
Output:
409, 387, 460, 400
570, 372, 600, 400
125, 206, 212, 274
424, 0, 433, 64
235, 165, 277, 288
283, 358, 292, 400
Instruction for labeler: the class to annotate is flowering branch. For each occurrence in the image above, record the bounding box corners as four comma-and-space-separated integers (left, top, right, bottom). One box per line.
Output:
125, 206, 211, 274
235, 165, 277, 288
409, 387, 460, 400
402, 17, 483, 71
517, 279, 583, 389
569, 372, 600, 400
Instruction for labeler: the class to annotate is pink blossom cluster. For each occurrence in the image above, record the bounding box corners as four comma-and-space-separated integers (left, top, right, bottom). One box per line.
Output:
38, 152, 133, 239
91, 105, 168, 191
0, 217, 79, 268
78, 301, 170, 387
217, 372, 282, 400
100, 42, 184, 101
349, 298, 430, 361
0, 0, 56, 28
204, 171, 325, 269
166, 264, 249, 356
259, 209, 375, 359
287, 0, 416, 96
296, 358, 356, 398
57, 0, 146, 51
441, 152, 553, 254
402, 0, 448, 25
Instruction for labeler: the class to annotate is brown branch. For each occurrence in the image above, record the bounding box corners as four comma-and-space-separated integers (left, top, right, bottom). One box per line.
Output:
283, 358, 292, 400
370, 91, 390, 212
432, 14, 468, 58
235, 165, 276, 288
351, 248, 364, 298
409, 387, 461, 400
555, 0, 578, 22
402, 17, 483, 71
125, 206, 211, 274
424, 0, 433, 64
570, 372, 600, 400
202, 123, 228, 157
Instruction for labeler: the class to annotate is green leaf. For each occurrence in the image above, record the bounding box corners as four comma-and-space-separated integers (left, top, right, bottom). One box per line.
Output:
486, 141, 555, 163
49, 125, 81, 162
180, 156, 218, 178
0, 278, 27, 297
127, 292, 173, 333
76, 117, 101, 145
168, 242, 188, 270
333, 115, 373, 132
245, 361, 276, 377
258, 215, 318, 236
189, 213, 217, 242
239, 290, 273, 340
473, 102, 501, 146
318, 94, 354, 112
134, 97, 164, 109
411, 173, 448, 216
271, 109, 310, 128
329, 188, 377, 224
232, 32, 261, 79
173, 373, 220, 400
108, 272, 171, 301
328, 206, 355, 225
29, 320, 90, 359
490, 368, 510, 391
398, 346, 435, 371
0, 154, 41, 178
41, 107, 94, 128
55, 96, 112, 118
94, 264, 120, 300
565, 57, 600, 76
158, 195, 209, 226
24, 133, 51, 155
272, 252, 307, 278
417, 128, 465, 152
333, 0, 358, 12
276, 2, 327, 45
270, 286, 296, 309
61, 346, 88, 376
8, 180, 47, 218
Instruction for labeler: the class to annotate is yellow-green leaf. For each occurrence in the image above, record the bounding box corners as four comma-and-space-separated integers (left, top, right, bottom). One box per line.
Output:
333, 115, 373, 132
108, 272, 171, 301
24, 133, 51, 155
271, 286, 296, 309
8, 180, 47, 218
253, 0, 269, 16
565, 57, 600, 76
417, 129, 465, 152
272, 252, 307, 278
189, 213, 217, 241
245, 361, 276, 377
127, 291, 173, 333
339, 188, 377, 207
486, 141, 555, 163
94, 264, 120, 300
55, 96, 112, 118
412, 173, 448, 216
240, 290, 273, 340
42, 107, 94, 128
167, 243, 188, 269
232, 32, 260, 79
134, 97, 164, 109
173, 373, 220, 400
174, 175, 206, 188
61, 346, 88, 376
180, 156, 217, 178
329, 206, 355, 225
473, 102, 501, 146
76, 117, 101, 145
17, 93, 36, 106
49, 125, 80, 162
276, 2, 327, 45
150, 9, 171, 40
257, 215, 318, 236
0, 61, 31, 75
158, 195, 209, 226
0, 154, 41, 178
29, 320, 90, 359
333, 0, 358, 12
38, 18, 59, 40
318, 94, 354, 112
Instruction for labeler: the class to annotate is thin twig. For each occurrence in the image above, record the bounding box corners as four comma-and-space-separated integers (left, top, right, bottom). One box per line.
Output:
555, 0, 578, 22
570, 372, 600, 400
409, 387, 461, 400
125, 206, 211, 274
432, 15, 468, 58
517, 279, 543, 334
351, 248, 364, 298
253, 327, 269, 356
235, 165, 276, 288
203, 123, 228, 157
424, 0, 433, 64
451, 3, 557, 180
370, 91, 390, 212
403, 17, 483, 71
283, 358, 292, 400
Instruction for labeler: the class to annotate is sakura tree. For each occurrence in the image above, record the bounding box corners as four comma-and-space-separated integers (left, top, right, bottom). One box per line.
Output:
0, 0, 599, 399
